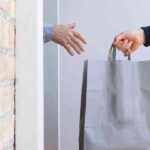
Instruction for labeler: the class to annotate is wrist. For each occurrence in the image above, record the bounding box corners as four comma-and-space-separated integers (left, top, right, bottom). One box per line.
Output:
138, 28, 146, 45
51, 25, 58, 41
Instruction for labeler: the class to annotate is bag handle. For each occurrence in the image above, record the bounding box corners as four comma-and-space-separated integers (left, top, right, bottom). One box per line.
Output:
108, 45, 131, 61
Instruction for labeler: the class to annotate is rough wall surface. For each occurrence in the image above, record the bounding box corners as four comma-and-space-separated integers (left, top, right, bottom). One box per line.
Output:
0, 0, 15, 149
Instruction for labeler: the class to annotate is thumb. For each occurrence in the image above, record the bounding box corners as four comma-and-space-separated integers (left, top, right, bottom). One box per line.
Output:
67, 23, 76, 29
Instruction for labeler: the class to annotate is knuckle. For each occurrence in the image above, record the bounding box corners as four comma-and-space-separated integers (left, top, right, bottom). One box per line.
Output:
62, 39, 67, 45
64, 44, 69, 49
66, 36, 70, 41
75, 32, 79, 36
68, 31, 73, 36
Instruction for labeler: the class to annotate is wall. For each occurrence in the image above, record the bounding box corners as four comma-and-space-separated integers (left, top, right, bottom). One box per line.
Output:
0, 0, 15, 149
15, 0, 44, 149
43, 0, 58, 149
60, 0, 150, 150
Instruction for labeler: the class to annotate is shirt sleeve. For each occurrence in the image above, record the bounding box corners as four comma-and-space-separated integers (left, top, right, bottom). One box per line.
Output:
141, 26, 150, 47
43, 24, 54, 43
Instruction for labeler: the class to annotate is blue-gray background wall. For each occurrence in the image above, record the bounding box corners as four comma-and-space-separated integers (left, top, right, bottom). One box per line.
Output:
43, 0, 58, 149
60, 0, 150, 150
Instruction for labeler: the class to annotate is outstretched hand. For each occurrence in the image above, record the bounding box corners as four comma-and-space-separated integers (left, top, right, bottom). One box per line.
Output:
113, 29, 146, 56
51, 23, 87, 56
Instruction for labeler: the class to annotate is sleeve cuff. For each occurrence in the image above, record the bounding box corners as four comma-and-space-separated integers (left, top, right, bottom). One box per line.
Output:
141, 26, 150, 47
43, 24, 54, 43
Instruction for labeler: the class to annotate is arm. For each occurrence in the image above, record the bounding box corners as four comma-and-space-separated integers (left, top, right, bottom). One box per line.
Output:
43, 23, 87, 56
141, 26, 150, 47
43, 24, 54, 43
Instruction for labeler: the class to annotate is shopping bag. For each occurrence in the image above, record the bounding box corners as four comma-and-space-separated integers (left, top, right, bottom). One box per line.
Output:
79, 46, 150, 150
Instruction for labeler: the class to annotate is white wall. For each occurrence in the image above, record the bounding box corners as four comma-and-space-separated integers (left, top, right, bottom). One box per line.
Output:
16, 0, 44, 149
43, 0, 58, 149
60, 0, 150, 150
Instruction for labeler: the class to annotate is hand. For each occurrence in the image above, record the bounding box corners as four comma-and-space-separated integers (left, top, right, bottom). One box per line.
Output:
113, 29, 146, 56
51, 23, 87, 56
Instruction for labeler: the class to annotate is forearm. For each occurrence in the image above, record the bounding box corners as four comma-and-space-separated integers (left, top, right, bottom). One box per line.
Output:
43, 24, 54, 43
141, 26, 150, 47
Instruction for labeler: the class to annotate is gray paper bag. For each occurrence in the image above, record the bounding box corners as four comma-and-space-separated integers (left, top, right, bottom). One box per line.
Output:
79, 46, 150, 150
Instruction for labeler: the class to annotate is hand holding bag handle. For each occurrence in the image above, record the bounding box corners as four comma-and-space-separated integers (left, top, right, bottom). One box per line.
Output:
108, 45, 131, 61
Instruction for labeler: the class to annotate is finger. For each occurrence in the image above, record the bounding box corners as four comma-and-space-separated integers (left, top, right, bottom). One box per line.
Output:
126, 41, 133, 54
121, 39, 129, 51
113, 33, 126, 45
68, 39, 82, 54
117, 40, 128, 54
124, 51, 128, 57
70, 35, 84, 52
64, 44, 74, 56
67, 23, 76, 29
124, 49, 130, 57
116, 41, 123, 51
73, 31, 87, 44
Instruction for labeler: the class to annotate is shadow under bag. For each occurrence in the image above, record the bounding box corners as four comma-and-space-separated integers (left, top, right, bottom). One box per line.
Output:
79, 47, 150, 150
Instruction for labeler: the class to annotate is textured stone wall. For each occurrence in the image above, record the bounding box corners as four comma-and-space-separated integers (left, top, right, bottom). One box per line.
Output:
0, 0, 15, 149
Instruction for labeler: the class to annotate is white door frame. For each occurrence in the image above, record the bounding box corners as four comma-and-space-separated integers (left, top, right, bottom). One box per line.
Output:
15, 0, 44, 149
